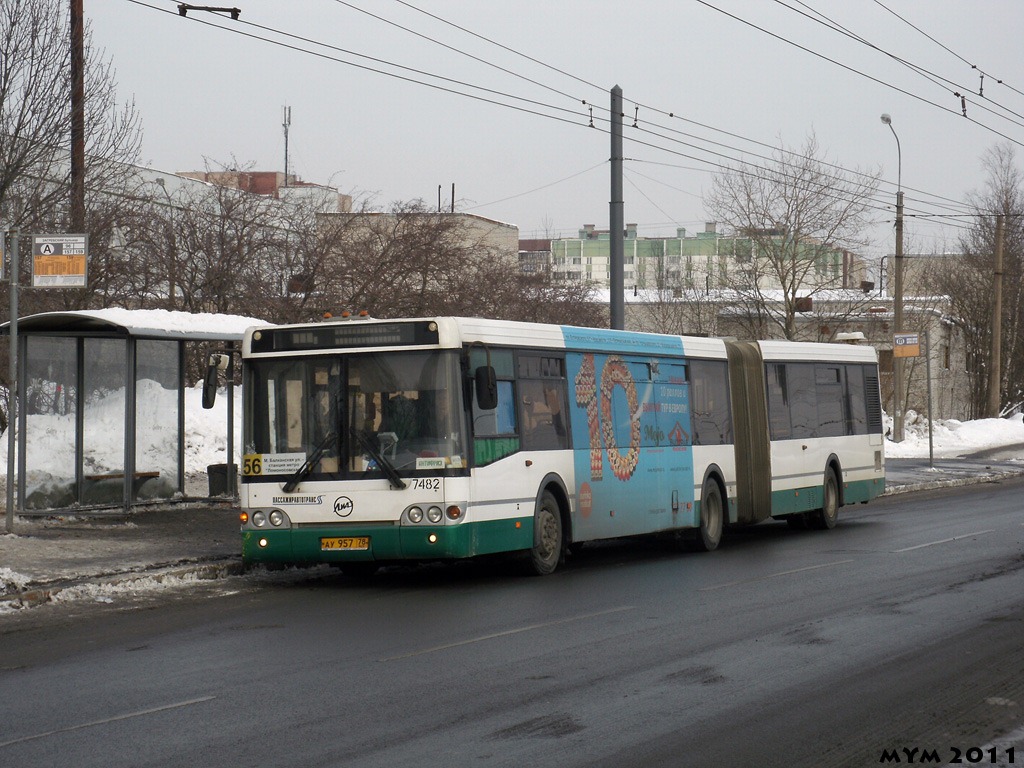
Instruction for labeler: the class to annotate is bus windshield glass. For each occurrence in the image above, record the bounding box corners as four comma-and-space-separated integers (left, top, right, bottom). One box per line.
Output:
244, 350, 466, 480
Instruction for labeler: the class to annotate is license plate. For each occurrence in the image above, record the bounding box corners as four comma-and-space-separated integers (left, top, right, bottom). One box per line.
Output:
320, 536, 370, 551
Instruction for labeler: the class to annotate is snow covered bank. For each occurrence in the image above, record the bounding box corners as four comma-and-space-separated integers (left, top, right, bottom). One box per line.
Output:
885, 411, 1024, 460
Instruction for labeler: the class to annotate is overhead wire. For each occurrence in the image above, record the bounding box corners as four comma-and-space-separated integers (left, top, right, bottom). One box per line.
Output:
692, 0, 1024, 150
120, 0, 983, 238
464, 161, 607, 212
129, 0, 964, 221
330, 0, 585, 105
776, 0, 1024, 129
871, 0, 1024, 101
124, 0, 590, 127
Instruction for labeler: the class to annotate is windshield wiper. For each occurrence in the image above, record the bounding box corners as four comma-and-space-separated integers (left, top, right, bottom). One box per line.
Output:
282, 431, 336, 493
352, 428, 407, 490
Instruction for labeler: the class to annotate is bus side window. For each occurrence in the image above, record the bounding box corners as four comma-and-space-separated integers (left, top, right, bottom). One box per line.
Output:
472, 380, 519, 465
788, 363, 818, 439
765, 363, 792, 440
691, 359, 732, 445
520, 379, 569, 451
815, 365, 845, 438
845, 364, 868, 435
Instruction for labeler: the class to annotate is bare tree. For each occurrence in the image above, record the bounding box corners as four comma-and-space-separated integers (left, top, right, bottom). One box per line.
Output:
926, 142, 1024, 416
0, 0, 141, 229
171, 180, 284, 314
704, 133, 881, 339
0, 0, 144, 317
308, 201, 606, 326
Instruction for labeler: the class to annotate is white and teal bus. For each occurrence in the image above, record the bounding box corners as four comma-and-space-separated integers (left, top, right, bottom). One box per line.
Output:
231, 316, 885, 575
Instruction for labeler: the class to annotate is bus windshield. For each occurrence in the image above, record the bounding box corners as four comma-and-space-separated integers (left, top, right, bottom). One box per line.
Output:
244, 350, 466, 481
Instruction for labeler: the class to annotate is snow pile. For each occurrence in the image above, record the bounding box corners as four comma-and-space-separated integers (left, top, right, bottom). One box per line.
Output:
48, 571, 212, 605
0, 566, 30, 593
885, 411, 1024, 460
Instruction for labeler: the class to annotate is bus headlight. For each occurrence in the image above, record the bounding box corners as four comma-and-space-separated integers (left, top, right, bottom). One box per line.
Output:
427, 506, 443, 523
252, 511, 267, 527
408, 506, 424, 523
269, 510, 285, 527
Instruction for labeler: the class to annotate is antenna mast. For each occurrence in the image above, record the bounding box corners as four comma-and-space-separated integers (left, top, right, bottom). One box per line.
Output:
282, 105, 292, 187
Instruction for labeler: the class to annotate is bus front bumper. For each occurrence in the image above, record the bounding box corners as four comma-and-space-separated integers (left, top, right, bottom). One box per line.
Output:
241, 518, 533, 566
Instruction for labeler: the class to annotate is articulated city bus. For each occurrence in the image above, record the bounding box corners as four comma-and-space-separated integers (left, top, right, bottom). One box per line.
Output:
229, 316, 885, 575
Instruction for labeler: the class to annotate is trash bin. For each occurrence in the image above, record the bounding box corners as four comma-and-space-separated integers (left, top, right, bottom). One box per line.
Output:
207, 463, 238, 497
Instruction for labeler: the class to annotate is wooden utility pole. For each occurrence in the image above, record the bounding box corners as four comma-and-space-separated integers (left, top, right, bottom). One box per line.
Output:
70, 0, 86, 232
987, 214, 1005, 417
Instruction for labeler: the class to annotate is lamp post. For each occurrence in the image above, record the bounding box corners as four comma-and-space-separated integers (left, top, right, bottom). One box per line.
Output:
881, 113, 905, 442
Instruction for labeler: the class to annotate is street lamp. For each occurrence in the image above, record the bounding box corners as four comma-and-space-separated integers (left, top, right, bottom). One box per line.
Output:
881, 113, 905, 442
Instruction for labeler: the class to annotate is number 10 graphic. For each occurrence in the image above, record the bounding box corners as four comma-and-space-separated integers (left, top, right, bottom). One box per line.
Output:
574, 354, 641, 482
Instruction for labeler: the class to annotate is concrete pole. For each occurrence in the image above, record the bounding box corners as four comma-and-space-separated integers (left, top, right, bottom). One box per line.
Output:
893, 189, 904, 442
988, 214, 1005, 418
610, 86, 624, 331
6, 231, 19, 534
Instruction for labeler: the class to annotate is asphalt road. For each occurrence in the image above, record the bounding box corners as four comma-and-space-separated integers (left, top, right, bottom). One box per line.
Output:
2, 477, 1023, 768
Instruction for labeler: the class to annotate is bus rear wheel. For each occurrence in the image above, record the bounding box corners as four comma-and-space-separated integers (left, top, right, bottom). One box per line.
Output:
524, 491, 563, 576
810, 467, 840, 530
692, 478, 724, 552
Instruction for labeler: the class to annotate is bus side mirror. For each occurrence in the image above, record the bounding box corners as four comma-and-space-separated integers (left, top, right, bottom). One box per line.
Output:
202, 354, 229, 409
474, 365, 497, 411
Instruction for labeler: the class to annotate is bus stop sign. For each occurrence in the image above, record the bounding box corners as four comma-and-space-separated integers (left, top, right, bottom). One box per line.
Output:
32, 234, 88, 288
893, 332, 920, 358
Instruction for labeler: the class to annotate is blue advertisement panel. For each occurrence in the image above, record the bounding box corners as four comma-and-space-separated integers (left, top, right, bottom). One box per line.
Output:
563, 331, 696, 540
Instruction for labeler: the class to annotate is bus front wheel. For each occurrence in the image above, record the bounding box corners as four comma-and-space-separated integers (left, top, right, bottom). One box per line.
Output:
524, 491, 563, 576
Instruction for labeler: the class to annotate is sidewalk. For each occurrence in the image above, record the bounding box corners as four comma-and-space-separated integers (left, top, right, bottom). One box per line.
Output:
1, 502, 242, 609
2, 456, 1023, 610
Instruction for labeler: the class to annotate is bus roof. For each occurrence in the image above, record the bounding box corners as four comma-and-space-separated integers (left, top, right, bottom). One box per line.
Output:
443, 317, 730, 359
756, 338, 878, 363
243, 316, 872, 364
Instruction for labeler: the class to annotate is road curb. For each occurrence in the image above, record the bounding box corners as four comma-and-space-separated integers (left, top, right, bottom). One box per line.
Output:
1, 557, 244, 610
882, 467, 1024, 496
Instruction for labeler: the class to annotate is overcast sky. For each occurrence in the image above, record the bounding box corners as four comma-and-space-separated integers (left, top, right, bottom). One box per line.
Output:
88, 1, 1024, 259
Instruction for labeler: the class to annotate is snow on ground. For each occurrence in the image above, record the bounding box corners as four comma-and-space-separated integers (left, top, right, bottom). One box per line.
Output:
884, 411, 1024, 460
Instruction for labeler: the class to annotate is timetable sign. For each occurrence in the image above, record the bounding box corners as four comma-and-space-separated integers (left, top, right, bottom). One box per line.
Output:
33, 234, 88, 288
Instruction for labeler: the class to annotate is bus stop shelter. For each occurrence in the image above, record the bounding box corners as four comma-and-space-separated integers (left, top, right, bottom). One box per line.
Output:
1, 308, 263, 515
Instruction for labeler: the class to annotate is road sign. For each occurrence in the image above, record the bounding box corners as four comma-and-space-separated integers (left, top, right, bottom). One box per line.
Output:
32, 234, 88, 288
893, 332, 920, 358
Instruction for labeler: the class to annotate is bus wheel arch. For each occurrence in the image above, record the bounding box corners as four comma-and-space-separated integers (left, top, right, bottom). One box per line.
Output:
523, 475, 569, 576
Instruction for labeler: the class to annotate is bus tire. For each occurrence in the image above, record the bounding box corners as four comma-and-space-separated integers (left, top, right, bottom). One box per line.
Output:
811, 467, 840, 530
692, 478, 724, 552
524, 491, 563, 576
